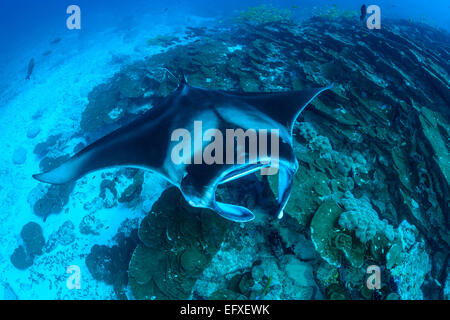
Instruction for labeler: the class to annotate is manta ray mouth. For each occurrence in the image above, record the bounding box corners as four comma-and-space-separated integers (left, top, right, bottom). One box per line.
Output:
213, 162, 277, 222
219, 163, 271, 185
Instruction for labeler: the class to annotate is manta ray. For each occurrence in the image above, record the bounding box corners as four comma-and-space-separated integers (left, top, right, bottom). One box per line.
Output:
33, 77, 332, 222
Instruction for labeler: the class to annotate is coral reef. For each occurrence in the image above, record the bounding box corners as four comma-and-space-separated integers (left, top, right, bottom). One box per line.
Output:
79, 213, 104, 235
118, 170, 144, 206
10, 246, 34, 270
10, 222, 45, 270
339, 192, 395, 243
23, 10, 449, 300
146, 34, 180, 47
86, 230, 139, 299
87, 14, 449, 299
128, 187, 231, 299
21, 222, 46, 256
33, 134, 62, 158
32, 155, 75, 220
32, 181, 74, 220
80, 62, 158, 134
99, 179, 117, 208
44, 220, 76, 252
236, 5, 293, 26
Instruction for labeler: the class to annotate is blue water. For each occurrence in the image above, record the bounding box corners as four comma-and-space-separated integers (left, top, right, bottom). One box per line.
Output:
0, 0, 448, 300
1, 1, 448, 90
1, 0, 449, 51
1, 0, 449, 76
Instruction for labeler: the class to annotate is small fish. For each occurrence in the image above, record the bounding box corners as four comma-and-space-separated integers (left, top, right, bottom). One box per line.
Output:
26, 58, 35, 80
50, 37, 61, 44
360, 4, 367, 21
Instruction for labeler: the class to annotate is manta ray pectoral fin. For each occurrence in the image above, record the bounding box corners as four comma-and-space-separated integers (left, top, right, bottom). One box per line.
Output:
214, 201, 255, 222
33, 115, 160, 185
227, 83, 333, 134
32, 154, 88, 185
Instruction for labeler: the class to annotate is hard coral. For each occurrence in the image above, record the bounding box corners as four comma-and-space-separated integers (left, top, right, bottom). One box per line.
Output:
128, 187, 230, 300
339, 192, 395, 243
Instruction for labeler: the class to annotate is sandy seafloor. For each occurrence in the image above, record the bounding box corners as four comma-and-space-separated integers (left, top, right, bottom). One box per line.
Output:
0, 12, 213, 299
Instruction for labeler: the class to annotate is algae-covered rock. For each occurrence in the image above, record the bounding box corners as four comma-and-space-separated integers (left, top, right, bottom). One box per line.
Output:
283, 261, 318, 299
392, 146, 415, 193
80, 82, 121, 133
